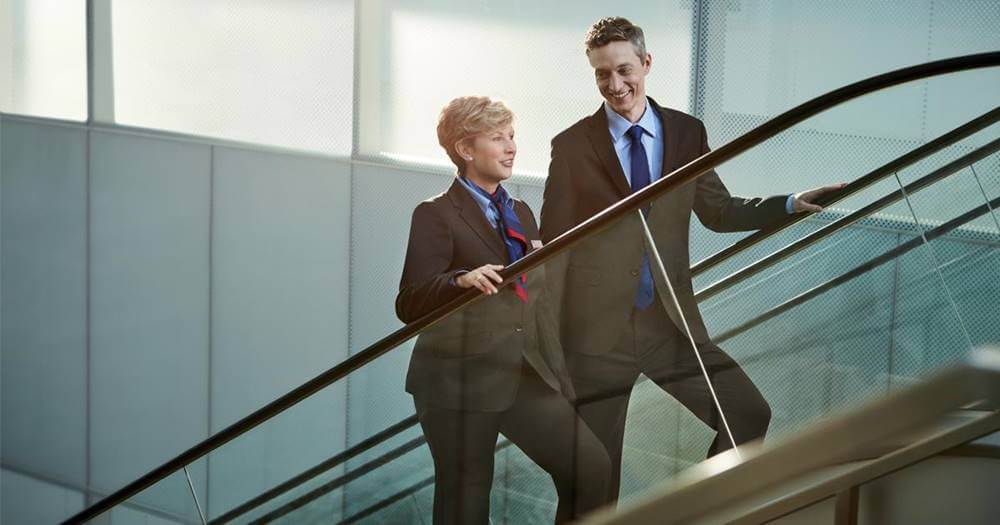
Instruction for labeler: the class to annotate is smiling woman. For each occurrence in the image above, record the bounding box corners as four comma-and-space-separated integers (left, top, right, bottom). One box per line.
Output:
438, 97, 517, 193
394, 96, 613, 524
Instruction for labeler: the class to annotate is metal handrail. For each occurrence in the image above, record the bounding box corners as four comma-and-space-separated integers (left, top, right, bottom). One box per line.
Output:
581, 348, 1000, 525
690, 105, 1000, 278
248, 178, 1000, 525
64, 51, 1000, 524
695, 132, 1000, 304
713, 195, 1000, 343
208, 117, 1000, 525
729, 411, 1000, 524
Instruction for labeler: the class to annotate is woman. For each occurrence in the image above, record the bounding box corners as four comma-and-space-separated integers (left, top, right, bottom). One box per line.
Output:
396, 97, 610, 524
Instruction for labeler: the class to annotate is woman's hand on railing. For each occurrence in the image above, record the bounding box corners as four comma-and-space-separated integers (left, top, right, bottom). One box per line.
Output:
455, 264, 506, 295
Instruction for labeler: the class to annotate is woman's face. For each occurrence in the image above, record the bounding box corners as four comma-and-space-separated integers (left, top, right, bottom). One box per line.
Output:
464, 123, 516, 187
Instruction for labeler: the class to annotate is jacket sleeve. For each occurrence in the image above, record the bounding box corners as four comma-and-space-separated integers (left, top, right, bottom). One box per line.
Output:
693, 122, 788, 232
540, 148, 577, 243
395, 202, 466, 324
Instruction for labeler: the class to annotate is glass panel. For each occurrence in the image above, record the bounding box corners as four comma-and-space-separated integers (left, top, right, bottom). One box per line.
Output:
0, 469, 86, 524
89, 457, 207, 525
71, 44, 999, 525
698, 0, 1000, 203
0, 0, 87, 120
111, 0, 354, 154
216, 418, 425, 524
888, 157, 1000, 375
205, 380, 348, 522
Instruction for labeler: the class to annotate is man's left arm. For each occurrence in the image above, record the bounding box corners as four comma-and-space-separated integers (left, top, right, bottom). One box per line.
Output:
692, 122, 845, 232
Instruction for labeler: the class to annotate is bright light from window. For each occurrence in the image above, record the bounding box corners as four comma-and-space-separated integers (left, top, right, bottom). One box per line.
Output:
0, 0, 87, 121
112, 0, 353, 155
374, 2, 694, 175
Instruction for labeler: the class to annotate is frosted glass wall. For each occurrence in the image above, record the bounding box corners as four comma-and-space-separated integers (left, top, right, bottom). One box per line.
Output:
365, 0, 694, 174
0, 0, 87, 120
111, 0, 355, 155
695, 0, 1000, 199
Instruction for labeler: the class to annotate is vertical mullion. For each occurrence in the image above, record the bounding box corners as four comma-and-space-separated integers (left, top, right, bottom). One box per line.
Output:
688, 0, 707, 118
87, 0, 114, 124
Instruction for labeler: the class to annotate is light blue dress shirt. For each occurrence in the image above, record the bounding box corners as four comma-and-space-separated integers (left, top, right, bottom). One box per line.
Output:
457, 176, 501, 228
604, 101, 663, 188
604, 99, 795, 213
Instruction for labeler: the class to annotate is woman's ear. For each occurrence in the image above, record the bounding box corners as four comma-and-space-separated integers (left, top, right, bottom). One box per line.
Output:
455, 138, 474, 161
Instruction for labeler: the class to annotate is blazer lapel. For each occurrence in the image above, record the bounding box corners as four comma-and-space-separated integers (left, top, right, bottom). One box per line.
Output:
447, 179, 508, 261
585, 106, 632, 199
513, 202, 542, 253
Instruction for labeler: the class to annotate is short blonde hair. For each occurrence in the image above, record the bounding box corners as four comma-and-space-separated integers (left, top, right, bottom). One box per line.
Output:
437, 96, 514, 174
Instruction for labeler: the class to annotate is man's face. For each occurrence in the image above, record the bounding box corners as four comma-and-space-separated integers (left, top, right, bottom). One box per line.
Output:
588, 40, 651, 122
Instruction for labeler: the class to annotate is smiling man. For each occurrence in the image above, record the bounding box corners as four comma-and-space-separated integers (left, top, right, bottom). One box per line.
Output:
539, 17, 843, 507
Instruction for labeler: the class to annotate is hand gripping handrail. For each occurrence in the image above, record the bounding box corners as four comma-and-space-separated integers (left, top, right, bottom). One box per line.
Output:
64, 51, 1000, 524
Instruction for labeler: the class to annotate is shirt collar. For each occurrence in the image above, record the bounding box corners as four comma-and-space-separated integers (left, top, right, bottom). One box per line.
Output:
457, 176, 511, 216
604, 98, 659, 143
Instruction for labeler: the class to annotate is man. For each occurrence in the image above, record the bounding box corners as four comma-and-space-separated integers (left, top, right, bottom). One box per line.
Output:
540, 17, 843, 504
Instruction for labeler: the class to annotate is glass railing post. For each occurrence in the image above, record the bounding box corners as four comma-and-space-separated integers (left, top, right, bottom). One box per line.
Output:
891, 171, 975, 351
182, 465, 207, 525
638, 210, 742, 457
969, 160, 1000, 234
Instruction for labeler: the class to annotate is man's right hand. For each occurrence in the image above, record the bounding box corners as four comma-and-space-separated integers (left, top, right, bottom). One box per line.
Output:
455, 264, 505, 295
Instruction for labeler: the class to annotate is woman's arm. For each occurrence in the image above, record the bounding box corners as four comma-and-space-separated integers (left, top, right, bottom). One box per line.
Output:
395, 202, 466, 323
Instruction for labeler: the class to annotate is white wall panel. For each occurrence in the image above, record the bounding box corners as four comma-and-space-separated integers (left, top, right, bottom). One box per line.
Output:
1, 118, 87, 485
1, 469, 86, 524
207, 146, 351, 517
111, 0, 354, 155
346, 165, 455, 444
88, 131, 210, 512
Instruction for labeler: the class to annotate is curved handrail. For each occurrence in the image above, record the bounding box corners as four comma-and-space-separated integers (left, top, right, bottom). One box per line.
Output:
212, 117, 1000, 524
690, 105, 1000, 281
696, 133, 1000, 302
64, 51, 1000, 524
236, 154, 1000, 524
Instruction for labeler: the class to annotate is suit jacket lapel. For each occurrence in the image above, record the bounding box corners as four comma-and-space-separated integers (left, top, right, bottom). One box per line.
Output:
513, 203, 540, 252
585, 106, 632, 199
447, 179, 508, 261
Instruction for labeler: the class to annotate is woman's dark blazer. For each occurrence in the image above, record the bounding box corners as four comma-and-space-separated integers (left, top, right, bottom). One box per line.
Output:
396, 178, 575, 412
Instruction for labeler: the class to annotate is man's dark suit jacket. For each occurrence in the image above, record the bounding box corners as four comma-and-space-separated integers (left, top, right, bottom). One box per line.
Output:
397, 178, 574, 412
540, 99, 788, 354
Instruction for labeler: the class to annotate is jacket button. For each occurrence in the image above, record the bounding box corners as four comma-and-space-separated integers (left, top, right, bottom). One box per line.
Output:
630, 269, 639, 276
514, 327, 523, 332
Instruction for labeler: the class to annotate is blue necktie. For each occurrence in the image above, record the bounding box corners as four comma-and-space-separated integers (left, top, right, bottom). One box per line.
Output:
627, 125, 655, 310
